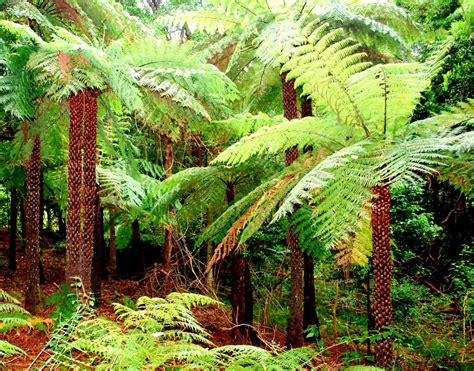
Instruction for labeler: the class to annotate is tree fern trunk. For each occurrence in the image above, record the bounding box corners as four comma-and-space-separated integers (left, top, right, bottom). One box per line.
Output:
372, 185, 393, 367
301, 97, 320, 340
227, 183, 258, 345
66, 91, 84, 283
108, 208, 117, 277
281, 72, 304, 348
303, 253, 320, 339
39, 169, 45, 284
8, 187, 18, 271
81, 88, 100, 292
91, 187, 103, 304
162, 133, 174, 270
25, 135, 41, 313
20, 197, 27, 250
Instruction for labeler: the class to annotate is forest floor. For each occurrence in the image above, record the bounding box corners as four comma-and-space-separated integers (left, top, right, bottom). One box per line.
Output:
0, 233, 354, 369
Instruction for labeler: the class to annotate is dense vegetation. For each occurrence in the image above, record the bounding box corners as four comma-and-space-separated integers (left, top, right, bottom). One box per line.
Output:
0, 0, 472, 369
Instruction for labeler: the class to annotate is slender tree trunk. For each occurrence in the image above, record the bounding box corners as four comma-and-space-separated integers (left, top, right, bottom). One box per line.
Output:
66, 91, 85, 283
367, 265, 374, 357
372, 185, 393, 367
57, 208, 66, 240
161, 133, 174, 270
301, 97, 320, 340
20, 196, 27, 249
191, 133, 203, 167
91, 187, 103, 303
39, 169, 45, 284
303, 253, 320, 339
281, 72, 304, 348
8, 187, 18, 271
108, 209, 117, 277
131, 219, 142, 275
227, 183, 258, 345
25, 135, 41, 313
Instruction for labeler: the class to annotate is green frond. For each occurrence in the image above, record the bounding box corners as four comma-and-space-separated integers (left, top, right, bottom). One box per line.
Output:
97, 166, 145, 209
0, 290, 31, 362
0, 20, 44, 43
204, 162, 314, 268
0, 46, 35, 119
282, 27, 371, 133
160, 10, 242, 34
274, 141, 369, 221
212, 116, 349, 165
0, 340, 26, 358
205, 112, 285, 143
347, 62, 428, 135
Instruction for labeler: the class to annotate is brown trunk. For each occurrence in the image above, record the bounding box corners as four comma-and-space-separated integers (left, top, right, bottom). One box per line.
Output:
303, 253, 320, 339
57, 208, 66, 239
372, 185, 393, 367
108, 209, 117, 276
24, 135, 41, 313
20, 196, 27, 249
8, 187, 18, 271
281, 72, 298, 121
230, 253, 258, 344
286, 227, 304, 348
227, 183, 258, 345
282, 72, 304, 348
66, 91, 85, 283
91, 188, 103, 303
367, 266, 374, 357
301, 97, 319, 339
161, 133, 174, 270
39, 169, 45, 284
130, 219, 145, 277
191, 133, 203, 167
81, 88, 99, 292
301, 97, 312, 117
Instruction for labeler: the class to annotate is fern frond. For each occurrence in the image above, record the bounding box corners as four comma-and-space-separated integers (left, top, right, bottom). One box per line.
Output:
212, 116, 349, 165
0, 340, 26, 358
161, 10, 242, 34
274, 141, 369, 220
97, 166, 145, 209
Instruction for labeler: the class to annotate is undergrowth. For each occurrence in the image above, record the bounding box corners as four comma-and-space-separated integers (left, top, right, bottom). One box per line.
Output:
36, 291, 314, 370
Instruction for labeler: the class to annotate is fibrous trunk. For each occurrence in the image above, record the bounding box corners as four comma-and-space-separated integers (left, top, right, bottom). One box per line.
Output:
39, 169, 45, 284
81, 88, 99, 291
230, 253, 258, 344
66, 89, 99, 292
303, 253, 320, 339
372, 185, 393, 367
227, 183, 258, 344
8, 187, 18, 271
281, 72, 304, 348
301, 97, 320, 339
108, 209, 117, 276
66, 91, 85, 283
91, 187, 103, 303
161, 133, 174, 270
25, 135, 41, 313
